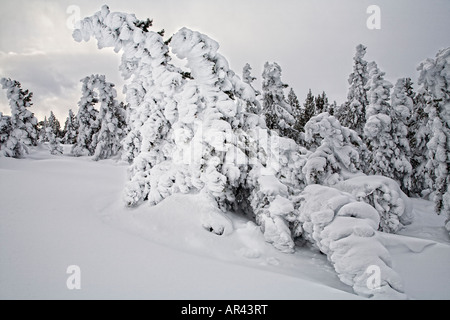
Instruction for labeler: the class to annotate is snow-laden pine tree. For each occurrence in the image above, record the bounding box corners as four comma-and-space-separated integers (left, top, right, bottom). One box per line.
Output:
46, 127, 63, 155
287, 88, 303, 143
294, 89, 315, 134
89, 75, 127, 161
408, 92, 431, 196
72, 74, 126, 160
417, 47, 450, 228
71, 76, 100, 157
390, 78, 414, 193
48, 111, 62, 139
37, 117, 48, 143
338, 44, 369, 137
0, 112, 11, 147
0, 78, 38, 158
303, 113, 362, 186
63, 109, 78, 144
242, 63, 261, 114
261, 62, 297, 140
314, 91, 329, 114
364, 62, 412, 190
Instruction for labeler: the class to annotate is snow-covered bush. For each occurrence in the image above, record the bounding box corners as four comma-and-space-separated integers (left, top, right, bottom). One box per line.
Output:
0, 78, 38, 158
246, 133, 308, 253
296, 185, 406, 299
303, 113, 362, 186
335, 176, 413, 233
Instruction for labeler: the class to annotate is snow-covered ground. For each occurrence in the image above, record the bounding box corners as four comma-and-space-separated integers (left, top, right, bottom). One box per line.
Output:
0, 146, 449, 300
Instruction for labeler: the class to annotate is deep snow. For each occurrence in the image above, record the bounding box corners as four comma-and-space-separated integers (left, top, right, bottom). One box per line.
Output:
0, 146, 449, 299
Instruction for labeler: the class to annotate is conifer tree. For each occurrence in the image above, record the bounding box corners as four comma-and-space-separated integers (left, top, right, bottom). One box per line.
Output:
287, 88, 303, 142
315, 91, 329, 114
390, 78, 414, 193
63, 109, 79, 144
242, 63, 261, 114
0, 112, 11, 147
338, 44, 369, 137
92, 77, 127, 161
408, 92, 430, 196
46, 127, 63, 155
0, 78, 38, 158
71, 76, 100, 157
47, 111, 62, 139
297, 89, 316, 133
37, 117, 48, 143
364, 62, 412, 190
417, 47, 450, 227
261, 62, 296, 140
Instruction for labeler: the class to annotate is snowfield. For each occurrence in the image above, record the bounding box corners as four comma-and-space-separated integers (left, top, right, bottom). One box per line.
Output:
0, 146, 449, 300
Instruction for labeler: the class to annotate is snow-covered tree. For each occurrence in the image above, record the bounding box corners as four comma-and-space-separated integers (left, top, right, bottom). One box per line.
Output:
48, 111, 62, 139
287, 88, 303, 143
408, 92, 431, 196
0, 78, 38, 158
338, 44, 369, 137
294, 89, 315, 134
242, 63, 261, 114
303, 113, 362, 186
390, 78, 413, 193
327, 100, 337, 116
46, 127, 63, 155
71, 76, 100, 157
364, 61, 412, 190
261, 62, 296, 140
37, 117, 49, 143
72, 74, 126, 160
315, 91, 329, 114
90, 75, 127, 161
417, 47, 450, 226
0, 112, 11, 147
63, 109, 79, 144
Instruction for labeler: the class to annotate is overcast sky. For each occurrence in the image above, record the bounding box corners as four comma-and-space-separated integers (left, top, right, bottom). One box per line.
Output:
0, 0, 449, 121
